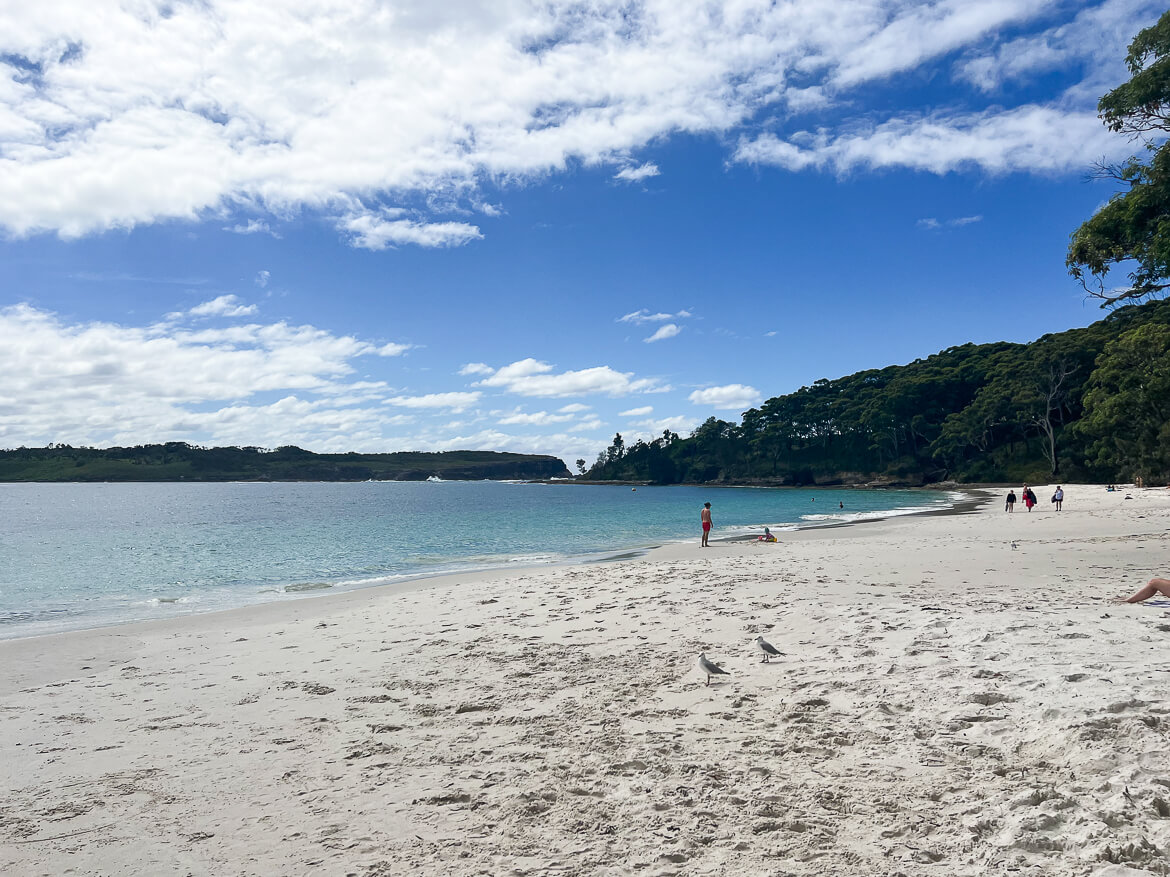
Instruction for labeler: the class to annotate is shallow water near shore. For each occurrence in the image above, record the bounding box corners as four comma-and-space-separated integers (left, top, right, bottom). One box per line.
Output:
0, 481, 959, 638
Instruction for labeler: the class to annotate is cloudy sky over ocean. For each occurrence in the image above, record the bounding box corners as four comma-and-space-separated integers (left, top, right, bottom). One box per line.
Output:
1, 0, 1160, 463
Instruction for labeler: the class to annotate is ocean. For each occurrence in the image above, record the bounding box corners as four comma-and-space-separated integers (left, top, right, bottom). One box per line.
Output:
0, 481, 962, 639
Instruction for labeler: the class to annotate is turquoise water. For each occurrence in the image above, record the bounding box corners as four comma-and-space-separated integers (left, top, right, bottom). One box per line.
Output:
0, 481, 960, 638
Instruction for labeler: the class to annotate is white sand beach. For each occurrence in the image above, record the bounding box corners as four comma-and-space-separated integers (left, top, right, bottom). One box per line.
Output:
2, 485, 1169, 876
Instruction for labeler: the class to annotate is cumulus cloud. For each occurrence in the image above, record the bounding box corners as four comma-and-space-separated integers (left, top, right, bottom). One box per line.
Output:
688, 384, 762, 410
472, 358, 664, 397
413, 427, 599, 470
0, 1, 1131, 243
458, 362, 495, 376
644, 323, 680, 343
495, 408, 575, 426
0, 303, 412, 449
626, 415, 700, 440
614, 162, 661, 183
340, 210, 483, 250
569, 416, 604, 433
187, 294, 258, 318
383, 392, 481, 412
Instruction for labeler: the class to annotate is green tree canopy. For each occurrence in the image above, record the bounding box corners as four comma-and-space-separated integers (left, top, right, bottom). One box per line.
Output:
1068, 10, 1170, 305
1077, 322, 1170, 480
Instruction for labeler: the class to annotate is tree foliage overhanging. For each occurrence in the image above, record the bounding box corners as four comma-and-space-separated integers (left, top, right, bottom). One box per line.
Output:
1068, 9, 1170, 305
585, 299, 1170, 486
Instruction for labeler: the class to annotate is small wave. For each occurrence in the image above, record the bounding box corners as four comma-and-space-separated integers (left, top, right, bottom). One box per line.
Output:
283, 581, 334, 593
139, 595, 197, 606
800, 503, 953, 524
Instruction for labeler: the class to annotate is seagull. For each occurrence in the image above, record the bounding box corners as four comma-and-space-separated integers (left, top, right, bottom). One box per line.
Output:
698, 653, 730, 686
754, 635, 782, 663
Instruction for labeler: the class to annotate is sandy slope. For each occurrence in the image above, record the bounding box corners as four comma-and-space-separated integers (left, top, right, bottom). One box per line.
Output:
1, 485, 1169, 876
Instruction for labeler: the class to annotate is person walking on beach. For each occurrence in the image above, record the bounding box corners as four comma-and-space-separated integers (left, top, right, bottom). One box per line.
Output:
1114, 576, 1170, 603
700, 502, 712, 547
1052, 486, 1064, 510
1023, 485, 1036, 512
1006, 489, 1016, 512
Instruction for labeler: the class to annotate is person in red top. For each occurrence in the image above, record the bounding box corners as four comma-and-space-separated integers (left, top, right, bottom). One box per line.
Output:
1023, 484, 1036, 511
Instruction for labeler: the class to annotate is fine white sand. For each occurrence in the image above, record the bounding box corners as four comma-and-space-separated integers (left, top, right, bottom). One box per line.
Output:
2, 485, 1169, 876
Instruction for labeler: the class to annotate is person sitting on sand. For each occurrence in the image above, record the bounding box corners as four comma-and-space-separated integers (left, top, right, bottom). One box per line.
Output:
1114, 577, 1170, 603
757, 527, 777, 543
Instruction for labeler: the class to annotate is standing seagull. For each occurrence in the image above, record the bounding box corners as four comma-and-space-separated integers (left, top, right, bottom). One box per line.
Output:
698, 653, 730, 686
754, 635, 782, 663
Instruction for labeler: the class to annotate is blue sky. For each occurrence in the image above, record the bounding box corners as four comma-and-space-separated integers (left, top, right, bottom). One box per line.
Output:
0, 0, 1162, 466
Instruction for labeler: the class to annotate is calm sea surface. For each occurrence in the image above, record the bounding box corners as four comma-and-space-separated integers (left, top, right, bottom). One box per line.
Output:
0, 481, 960, 639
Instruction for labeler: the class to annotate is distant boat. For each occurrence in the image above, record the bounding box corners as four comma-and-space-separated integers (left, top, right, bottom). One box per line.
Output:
426, 475, 443, 483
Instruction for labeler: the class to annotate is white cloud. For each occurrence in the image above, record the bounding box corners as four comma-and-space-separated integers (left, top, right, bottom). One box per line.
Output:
341, 210, 483, 250
620, 406, 653, 417
226, 219, 279, 237
735, 105, 1123, 176
954, 0, 1155, 94
459, 362, 495, 376
0, 1, 1123, 242
614, 162, 660, 183
918, 215, 982, 230
626, 414, 700, 438
376, 342, 412, 357
383, 392, 481, 412
473, 358, 663, 397
618, 309, 692, 324
644, 323, 680, 343
557, 403, 591, 413
569, 416, 604, 433
255, 270, 270, 288
187, 294, 258, 318
688, 384, 762, 410
0, 303, 416, 449
495, 408, 575, 426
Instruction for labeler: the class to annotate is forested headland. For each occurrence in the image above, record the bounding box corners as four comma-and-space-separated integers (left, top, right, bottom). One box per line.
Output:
584, 299, 1170, 487
0, 445, 571, 482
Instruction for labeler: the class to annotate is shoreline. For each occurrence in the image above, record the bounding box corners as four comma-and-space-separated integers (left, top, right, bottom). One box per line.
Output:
3, 483, 1170, 874
0, 486, 978, 646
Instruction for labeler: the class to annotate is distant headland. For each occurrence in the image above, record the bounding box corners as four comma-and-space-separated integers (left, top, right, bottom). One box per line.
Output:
0, 444, 572, 482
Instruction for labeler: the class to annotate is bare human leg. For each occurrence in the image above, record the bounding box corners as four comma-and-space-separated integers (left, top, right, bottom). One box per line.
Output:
1115, 577, 1170, 603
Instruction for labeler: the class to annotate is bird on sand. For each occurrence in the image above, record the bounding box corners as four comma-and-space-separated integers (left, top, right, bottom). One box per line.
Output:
754, 635, 782, 663
698, 653, 730, 685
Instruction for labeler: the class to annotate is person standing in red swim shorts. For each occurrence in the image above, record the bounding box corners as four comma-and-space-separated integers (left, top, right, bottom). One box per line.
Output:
700, 502, 712, 547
